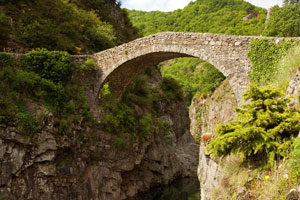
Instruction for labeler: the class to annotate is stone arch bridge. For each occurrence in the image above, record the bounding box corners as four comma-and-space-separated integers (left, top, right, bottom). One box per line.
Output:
82, 32, 297, 115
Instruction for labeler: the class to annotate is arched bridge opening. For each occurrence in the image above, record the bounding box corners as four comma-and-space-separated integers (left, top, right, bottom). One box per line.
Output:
88, 32, 255, 116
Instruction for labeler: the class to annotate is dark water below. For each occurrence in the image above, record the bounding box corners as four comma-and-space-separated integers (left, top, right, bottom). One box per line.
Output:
130, 177, 201, 200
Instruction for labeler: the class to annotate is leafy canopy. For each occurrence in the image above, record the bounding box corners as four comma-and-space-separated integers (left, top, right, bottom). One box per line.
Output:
21, 48, 73, 84
207, 84, 300, 168
127, 0, 266, 36
160, 58, 225, 104
263, 4, 300, 37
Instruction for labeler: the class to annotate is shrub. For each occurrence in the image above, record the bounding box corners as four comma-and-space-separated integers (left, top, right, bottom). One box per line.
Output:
263, 4, 300, 37
21, 48, 72, 84
138, 113, 153, 139
113, 136, 126, 149
207, 84, 300, 168
0, 67, 69, 113
100, 83, 111, 98
160, 77, 184, 101
122, 75, 151, 107
103, 103, 135, 134
80, 58, 96, 72
289, 137, 300, 185
0, 90, 20, 123
157, 119, 172, 144
0, 12, 10, 49
16, 112, 39, 136
0, 53, 14, 69
160, 58, 225, 105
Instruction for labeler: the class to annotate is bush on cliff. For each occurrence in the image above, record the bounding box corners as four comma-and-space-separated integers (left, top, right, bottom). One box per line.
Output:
0, 52, 93, 135
207, 84, 300, 168
0, 53, 14, 69
0, 12, 10, 49
21, 48, 72, 84
263, 4, 300, 37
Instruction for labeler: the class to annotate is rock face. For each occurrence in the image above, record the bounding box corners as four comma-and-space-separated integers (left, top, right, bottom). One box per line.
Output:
190, 79, 237, 200
242, 12, 259, 21
286, 185, 300, 200
286, 67, 300, 108
0, 70, 198, 200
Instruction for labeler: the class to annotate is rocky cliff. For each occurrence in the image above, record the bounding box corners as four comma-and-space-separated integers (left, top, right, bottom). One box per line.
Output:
190, 79, 237, 200
192, 68, 300, 200
286, 67, 300, 109
0, 68, 198, 200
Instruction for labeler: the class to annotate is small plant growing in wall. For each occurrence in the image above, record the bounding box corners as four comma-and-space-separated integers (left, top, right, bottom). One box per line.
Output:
101, 83, 111, 98
80, 58, 96, 72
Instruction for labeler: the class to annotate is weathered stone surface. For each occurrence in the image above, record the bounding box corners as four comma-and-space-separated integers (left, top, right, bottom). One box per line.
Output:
88, 32, 300, 116
242, 12, 258, 21
286, 67, 300, 108
190, 79, 237, 200
0, 69, 199, 200
286, 185, 300, 200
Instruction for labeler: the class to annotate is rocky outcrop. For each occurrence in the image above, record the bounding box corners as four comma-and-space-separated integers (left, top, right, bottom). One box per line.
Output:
286, 185, 300, 200
190, 79, 237, 200
242, 12, 259, 21
286, 67, 300, 109
0, 70, 198, 200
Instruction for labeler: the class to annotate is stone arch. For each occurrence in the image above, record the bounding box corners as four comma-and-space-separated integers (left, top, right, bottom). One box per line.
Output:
90, 32, 255, 115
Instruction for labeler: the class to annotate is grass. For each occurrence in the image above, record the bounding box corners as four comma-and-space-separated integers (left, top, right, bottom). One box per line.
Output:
212, 155, 293, 200
272, 45, 300, 90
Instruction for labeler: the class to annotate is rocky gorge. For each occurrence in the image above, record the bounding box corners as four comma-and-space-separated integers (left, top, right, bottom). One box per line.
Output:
191, 66, 300, 200
0, 67, 199, 200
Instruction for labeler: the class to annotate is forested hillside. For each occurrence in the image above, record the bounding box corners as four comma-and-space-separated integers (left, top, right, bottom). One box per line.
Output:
127, 0, 267, 36
127, 0, 300, 106
0, 0, 138, 54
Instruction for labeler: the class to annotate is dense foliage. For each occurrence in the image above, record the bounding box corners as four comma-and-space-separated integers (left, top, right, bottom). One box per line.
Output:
102, 69, 182, 146
0, 12, 10, 49
128, 0, 262, 105
263, 4, 300, 37
0, 52, 93, 136
0, 53, 14, 69
160, 58, 225, 104
289, 137, 300, 185
21, 48, 73, 84
207, 84, 300, 168
127, 0, 266, 36
247, 39, 296, 86
0, 0, 138, 53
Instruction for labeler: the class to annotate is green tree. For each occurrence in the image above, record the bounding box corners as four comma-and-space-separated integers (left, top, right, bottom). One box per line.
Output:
21, 48, 72, 84
284, 0, 300, 5
128, 0, 266, 36
263, 4, 300, 37
207, 84, 300, 168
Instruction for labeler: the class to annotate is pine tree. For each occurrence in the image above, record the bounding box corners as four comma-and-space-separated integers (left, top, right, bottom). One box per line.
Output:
207, 84, 300, 168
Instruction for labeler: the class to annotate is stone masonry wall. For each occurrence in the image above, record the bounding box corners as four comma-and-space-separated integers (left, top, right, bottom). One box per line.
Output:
88, 32, 300, 118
